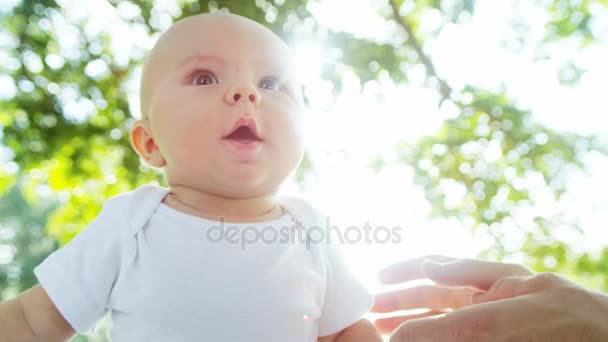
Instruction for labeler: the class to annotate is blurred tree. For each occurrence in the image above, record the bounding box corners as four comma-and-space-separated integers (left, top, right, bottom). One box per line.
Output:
0, 178, 58, 300
1, 0, 607, 340
378, 0, 608, 290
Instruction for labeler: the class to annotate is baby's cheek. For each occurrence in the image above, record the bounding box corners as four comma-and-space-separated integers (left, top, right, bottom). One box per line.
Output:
273, 121, 305, 169
275, 105, 304, 136
163, 121, 213, 164
286, 118, 306, 154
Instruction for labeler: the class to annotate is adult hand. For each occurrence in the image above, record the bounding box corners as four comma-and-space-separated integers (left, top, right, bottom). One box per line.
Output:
372, 255, 531, 332
373, 255, 608, 341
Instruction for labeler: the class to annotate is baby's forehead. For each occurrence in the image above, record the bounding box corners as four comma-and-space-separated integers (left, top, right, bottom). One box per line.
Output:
159, 14, 294, 68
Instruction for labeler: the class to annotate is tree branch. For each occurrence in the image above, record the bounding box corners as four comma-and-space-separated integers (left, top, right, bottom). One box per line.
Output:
388, 0, 452, 103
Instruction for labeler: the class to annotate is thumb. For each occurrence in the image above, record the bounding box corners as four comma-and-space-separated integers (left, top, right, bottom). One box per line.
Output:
422, 259, 532, 291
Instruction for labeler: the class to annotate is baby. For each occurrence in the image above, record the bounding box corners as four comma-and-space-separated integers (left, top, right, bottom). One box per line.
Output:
0, 12, 381, 342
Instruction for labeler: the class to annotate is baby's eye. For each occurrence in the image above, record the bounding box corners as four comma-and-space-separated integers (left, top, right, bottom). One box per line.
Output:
258, 77, 280, 91
191, 70, 219, 86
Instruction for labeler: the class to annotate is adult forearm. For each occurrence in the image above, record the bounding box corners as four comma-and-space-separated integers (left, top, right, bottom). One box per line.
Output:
0, 298, 37, 342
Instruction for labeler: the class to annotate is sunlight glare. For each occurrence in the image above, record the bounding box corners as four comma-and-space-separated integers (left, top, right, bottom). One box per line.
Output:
293, 41, 322, 85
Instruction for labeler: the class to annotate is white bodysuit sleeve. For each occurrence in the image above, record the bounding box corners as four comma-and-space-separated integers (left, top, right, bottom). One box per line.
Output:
33, 198, 127, 334
317, 240, 373, 337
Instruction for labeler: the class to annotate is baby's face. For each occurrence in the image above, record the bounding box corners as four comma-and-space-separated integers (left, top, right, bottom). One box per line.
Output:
132, 13, 305, 198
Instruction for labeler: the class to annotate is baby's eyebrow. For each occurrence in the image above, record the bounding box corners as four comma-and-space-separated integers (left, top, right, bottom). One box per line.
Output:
176, 54, 295, 79
255, 57, 293, 72
177, 54, 226, 68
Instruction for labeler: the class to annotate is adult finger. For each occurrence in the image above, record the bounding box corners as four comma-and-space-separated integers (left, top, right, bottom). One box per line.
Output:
378, 255, 457, 284
389, 309, 492, 342
390, 295, 540, 342
474, 272, 577, 304
372, 285, 478, 313
374, 310, 445, 334
389, 314, 452, 342
471, 276, 526, 304
422, 258, 533, 290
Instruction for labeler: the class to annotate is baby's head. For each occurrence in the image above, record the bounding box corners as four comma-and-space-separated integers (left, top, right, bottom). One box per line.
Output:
131, 13, 305, 199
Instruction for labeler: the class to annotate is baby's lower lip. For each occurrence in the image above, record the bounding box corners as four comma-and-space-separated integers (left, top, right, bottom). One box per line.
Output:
222, 138, 263, 152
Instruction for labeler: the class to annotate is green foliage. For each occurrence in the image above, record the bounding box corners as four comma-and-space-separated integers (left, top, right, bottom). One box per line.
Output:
401, 87, 584, 223
324, 31, 409, 85
0, 180, 58, 300
544, 0, 608, 45
391, 87, 607, 287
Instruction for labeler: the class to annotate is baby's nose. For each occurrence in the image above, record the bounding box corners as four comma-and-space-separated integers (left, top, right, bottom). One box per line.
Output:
226, 83, 261, 106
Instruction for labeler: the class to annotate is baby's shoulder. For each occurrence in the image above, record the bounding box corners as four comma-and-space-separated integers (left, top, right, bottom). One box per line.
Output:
98, 184, 169, 234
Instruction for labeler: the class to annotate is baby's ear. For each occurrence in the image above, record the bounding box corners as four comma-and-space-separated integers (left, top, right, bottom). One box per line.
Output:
130, 119, 166, 168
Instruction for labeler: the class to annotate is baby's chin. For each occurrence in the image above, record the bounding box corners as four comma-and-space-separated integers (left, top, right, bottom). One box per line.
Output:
169, 173, 283, 199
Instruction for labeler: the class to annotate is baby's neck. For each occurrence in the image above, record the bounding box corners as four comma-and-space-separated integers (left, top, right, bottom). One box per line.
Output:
162, 186, 281, 223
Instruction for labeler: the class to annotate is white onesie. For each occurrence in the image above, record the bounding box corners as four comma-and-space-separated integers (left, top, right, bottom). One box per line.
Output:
34, 185, 372, 341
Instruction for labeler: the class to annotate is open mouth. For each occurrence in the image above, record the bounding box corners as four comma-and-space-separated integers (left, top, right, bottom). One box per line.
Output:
223, 123, 262, 144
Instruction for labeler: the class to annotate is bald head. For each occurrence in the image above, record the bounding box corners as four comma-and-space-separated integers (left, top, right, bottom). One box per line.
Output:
139, 12, 297, 119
